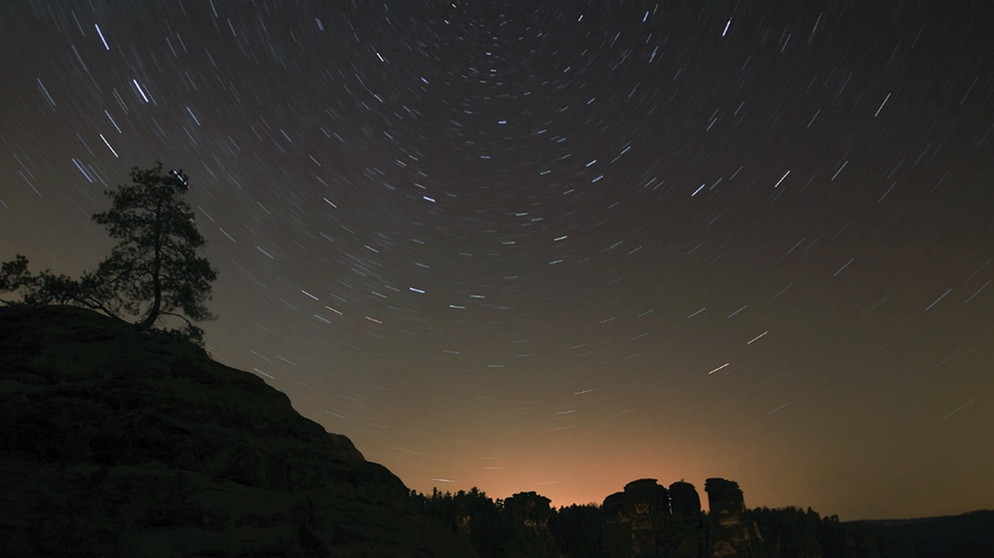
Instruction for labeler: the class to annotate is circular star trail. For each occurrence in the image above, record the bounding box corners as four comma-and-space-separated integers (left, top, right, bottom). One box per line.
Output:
2, 1, 993, 519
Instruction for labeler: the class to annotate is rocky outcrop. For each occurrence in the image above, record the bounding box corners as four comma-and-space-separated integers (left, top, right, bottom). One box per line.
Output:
598, 478, 763, 558
503, 492, 558, 558
415, 476, 915, 558
0, 305, 477, 557
602, 478, 671, 557
669, 481, 705, 558
705, 478, 758, 558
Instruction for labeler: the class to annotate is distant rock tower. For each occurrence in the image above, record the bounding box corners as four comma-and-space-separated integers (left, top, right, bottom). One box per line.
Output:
503, 492, 558, 558
669, 481, 705, 558
705, 478, 757, 557
602, 478, 670, 557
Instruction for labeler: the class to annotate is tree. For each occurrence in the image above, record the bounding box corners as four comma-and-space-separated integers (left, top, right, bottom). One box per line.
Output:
0, 254, 32, 294
85, 162, 218, 335
1, 162, 217, 341
1, 254, 82, 306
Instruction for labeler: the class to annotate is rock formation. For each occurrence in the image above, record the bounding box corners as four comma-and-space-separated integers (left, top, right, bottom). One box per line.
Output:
0, 305, 477, 557
669, 481, 705, 558
503, 491, 558, 557
414, 474, 914, 558
705, 477, 758, 557
598, 478, 762, 558
602, 478, 671, 557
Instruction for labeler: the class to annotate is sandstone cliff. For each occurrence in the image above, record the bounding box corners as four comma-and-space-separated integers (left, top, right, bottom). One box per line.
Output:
602, 478, 671, 557
0, 305, 477, 557
705, 477, 760, 557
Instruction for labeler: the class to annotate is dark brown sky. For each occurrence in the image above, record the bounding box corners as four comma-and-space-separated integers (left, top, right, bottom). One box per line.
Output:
2, 1, 993, 519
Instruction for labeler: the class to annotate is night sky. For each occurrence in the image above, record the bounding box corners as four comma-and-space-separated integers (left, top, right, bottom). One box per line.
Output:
2, 1, 993, 520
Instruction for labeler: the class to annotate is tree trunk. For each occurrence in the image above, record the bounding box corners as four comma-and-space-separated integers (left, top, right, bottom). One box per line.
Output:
137, 192, 165, 330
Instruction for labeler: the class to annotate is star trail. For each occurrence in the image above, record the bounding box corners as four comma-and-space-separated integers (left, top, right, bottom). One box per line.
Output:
2, 1, 993, 520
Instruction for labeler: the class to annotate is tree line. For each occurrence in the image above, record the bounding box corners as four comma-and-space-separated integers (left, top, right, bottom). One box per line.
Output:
408, 486, 917, 558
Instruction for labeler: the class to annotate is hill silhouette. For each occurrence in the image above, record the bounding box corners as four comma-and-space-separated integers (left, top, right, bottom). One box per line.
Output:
0, 304, 476, 557
0, 304, 983, 557
853, 511, 994, 558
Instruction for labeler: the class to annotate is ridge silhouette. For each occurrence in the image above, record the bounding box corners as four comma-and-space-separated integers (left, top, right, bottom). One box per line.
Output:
2, 305, 986, 557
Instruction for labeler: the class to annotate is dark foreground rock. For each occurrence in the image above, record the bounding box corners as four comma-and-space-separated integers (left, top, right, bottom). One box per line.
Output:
0, 305, 477, 557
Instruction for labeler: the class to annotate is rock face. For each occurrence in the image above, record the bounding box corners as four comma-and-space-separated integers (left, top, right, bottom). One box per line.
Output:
669, 481, 705, 558
705, 478, 757, 558
503, 492, 558, 558
598, 478, 761, 558
602, 478, 672, 557
0, 305, 477, 557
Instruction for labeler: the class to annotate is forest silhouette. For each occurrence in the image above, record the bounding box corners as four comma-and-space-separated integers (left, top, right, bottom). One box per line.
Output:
409, 478, 929, 558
